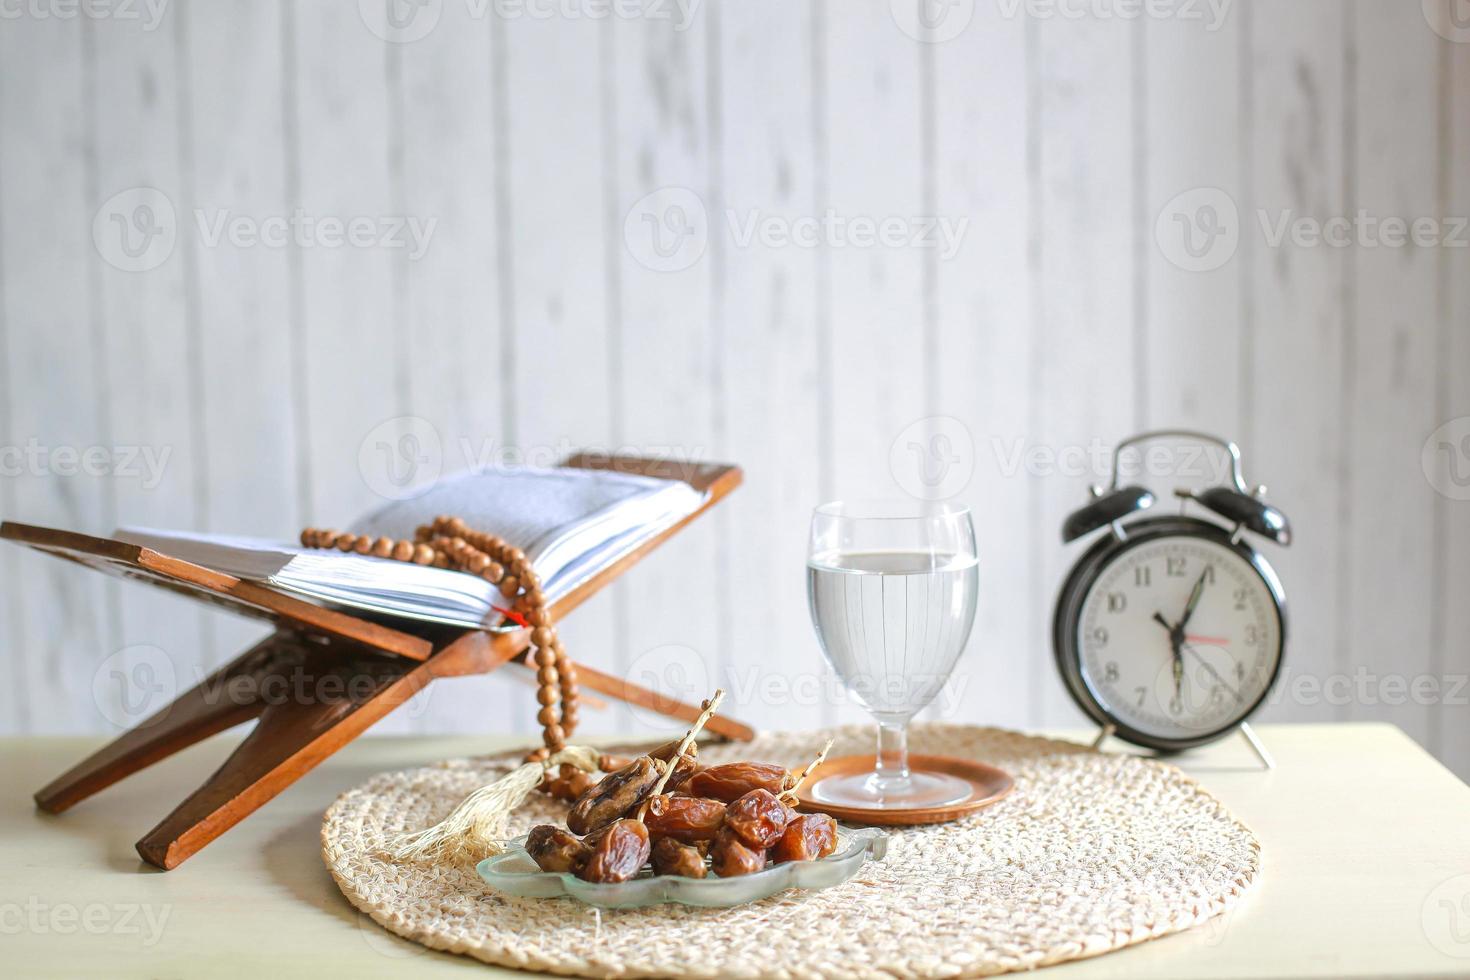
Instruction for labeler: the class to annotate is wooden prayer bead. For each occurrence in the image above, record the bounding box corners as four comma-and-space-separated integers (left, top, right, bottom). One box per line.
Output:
299, 516, 575, 753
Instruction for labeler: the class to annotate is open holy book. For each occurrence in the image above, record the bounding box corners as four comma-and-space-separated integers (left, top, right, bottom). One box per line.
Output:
117, 465, 707, 630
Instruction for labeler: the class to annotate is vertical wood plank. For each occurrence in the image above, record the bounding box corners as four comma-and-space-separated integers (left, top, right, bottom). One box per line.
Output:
1344, 2, 1440, 748
1034, 14, 1138, 726
1246, 2, 1345, 727
609, 9, 721, 738
289, 0, 398, 523
378, 0, 508, 735
716, 1, 823, 733
392, 6, 502, 456
498, 10, 620, 737
821, 4, 926, 727
0, 75, 10, 730
181, 0, 298, 666
0, 32, 16, 733
823, 7, 925, 501
1433, 17, 1470, 779
930, 4, 1035, 730
1143, 13, 1242, 432
88, 4, 211, 714
0, 16, 112, 731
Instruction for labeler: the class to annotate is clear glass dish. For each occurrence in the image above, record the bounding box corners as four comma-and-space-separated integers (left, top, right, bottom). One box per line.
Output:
477, 825, 887, 909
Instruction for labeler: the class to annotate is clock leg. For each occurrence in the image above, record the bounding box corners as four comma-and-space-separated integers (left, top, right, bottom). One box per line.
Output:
1238, 722, 1275, 770
1090, 724, 1116, 750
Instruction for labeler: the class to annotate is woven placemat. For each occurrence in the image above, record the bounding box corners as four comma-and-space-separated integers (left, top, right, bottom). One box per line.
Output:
323, 723, 1260, 978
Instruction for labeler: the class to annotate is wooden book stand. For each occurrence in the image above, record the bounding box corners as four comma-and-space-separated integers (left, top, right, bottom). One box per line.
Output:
2, 453, 752, 870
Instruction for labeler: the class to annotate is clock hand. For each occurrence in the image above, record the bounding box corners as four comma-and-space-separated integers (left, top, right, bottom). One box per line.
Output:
1181, 641, 1244, 704
1153, 611, 1184, 698
1178, 568, 1209, 632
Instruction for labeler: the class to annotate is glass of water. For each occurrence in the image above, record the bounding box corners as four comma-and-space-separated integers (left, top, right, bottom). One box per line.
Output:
806, 500, 979, 808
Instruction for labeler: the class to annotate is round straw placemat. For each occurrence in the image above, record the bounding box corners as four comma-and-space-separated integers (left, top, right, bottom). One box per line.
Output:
323, 723, 1259, 978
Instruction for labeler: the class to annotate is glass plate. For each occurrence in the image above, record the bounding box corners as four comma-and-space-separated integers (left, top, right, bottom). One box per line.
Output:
477, 826, 888, 909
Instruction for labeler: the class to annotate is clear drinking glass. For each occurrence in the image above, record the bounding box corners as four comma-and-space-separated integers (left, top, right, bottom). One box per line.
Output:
806, 500, 979, 808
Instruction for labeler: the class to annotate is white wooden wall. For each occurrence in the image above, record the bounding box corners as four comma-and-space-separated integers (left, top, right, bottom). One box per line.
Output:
1, 0, 1467, 776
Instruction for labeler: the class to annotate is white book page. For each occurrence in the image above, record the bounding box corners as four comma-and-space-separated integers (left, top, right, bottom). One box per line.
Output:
113, 465, 707, 629
349, 465, 704, 586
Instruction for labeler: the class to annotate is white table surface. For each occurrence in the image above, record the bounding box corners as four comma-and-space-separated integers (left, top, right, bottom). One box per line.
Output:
4, 723, 1469, 978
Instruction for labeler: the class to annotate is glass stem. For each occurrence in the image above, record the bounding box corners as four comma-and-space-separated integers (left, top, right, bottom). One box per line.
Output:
874, 721, 911, 791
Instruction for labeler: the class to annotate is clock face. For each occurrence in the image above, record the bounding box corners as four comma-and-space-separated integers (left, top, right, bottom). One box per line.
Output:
1072, 532, 1282, 742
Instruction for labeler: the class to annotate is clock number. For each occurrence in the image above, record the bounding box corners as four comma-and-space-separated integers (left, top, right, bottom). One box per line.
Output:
1203, 564, 1216, 584
1103, 661, 1119, 682
1090, 626, 1109, 647
1134, 686, 1147, 707
1107, 592, 1127, 613
1134, 565, 1151, 587
1235, 662, 1246, 682
1166, 557, 1187, 577
1233, 587, 1248, 611
1244, 624, 1260, 647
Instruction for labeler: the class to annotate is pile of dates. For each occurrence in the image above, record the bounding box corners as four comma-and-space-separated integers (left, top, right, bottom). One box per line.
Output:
526, 739, 838, 883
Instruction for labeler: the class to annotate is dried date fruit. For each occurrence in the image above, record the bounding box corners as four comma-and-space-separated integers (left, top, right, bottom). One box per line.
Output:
547, 768, 596, 803
770, 813, 838, 863
686, 762, 791, 802
724, 788, 791, 849
597, 753, 634, 773
578, 818, 651, 883
525, 824, 590, 874
650, 836, 707, 878
567, 756, 659, 835
709, 828, 766, 877
648, 737, 699, 767
642, 794, 727, 843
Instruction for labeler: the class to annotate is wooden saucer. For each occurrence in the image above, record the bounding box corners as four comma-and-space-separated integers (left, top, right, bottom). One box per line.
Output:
793, 753, 1014, 826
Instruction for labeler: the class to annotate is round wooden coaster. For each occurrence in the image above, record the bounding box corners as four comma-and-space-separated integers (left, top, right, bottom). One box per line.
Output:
794, 752, 1015, 826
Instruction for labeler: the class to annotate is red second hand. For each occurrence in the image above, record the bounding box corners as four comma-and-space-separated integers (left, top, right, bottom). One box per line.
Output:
1185, 634, 1229, 646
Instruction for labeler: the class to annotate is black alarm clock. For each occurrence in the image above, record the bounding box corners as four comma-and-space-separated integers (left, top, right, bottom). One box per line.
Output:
1053, 430, 1290, 755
